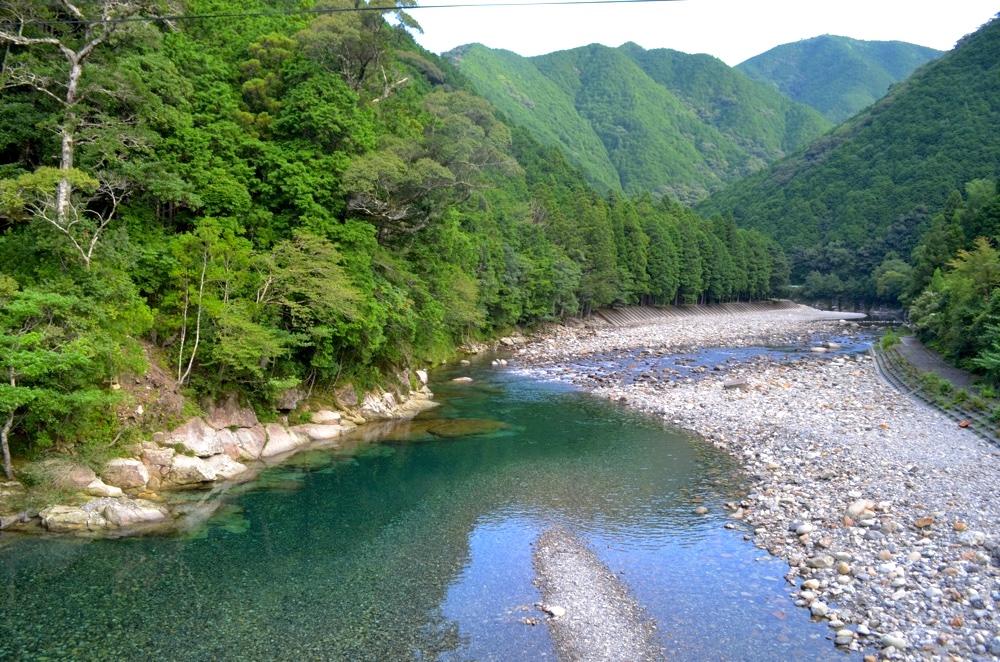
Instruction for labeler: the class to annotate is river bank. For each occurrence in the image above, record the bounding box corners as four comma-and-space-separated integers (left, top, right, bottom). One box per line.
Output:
513, 304, 1000, 660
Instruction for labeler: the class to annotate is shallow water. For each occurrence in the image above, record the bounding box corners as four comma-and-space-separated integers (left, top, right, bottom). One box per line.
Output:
0, 362, 848, 660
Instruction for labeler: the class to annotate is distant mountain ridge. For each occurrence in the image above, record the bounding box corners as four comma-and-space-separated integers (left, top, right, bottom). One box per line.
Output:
699, 15, 1000, 264
445, 42, 831, 203
736, 35, 944, 123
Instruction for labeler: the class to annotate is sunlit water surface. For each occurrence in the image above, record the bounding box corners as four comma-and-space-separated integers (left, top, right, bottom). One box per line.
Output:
0, 361, 849, 660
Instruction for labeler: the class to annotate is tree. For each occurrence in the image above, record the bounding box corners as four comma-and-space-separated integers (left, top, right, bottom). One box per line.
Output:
297, 0, 420, 101
0, 0, 167, 268
0, 279, 96, 479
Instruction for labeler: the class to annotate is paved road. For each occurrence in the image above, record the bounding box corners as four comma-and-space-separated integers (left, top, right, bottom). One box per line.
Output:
897, 336, 979, 392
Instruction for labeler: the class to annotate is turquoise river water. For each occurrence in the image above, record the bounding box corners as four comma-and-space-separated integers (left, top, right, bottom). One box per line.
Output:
0, 360, 849, 661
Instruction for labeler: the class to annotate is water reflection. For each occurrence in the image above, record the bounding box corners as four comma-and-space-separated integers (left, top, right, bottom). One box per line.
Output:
0, 362, 848, 660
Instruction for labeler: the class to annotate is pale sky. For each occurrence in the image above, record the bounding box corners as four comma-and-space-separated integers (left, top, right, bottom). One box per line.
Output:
408, 0, 999, 65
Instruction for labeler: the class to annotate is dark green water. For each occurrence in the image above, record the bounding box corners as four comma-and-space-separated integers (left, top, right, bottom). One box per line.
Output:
0, 362, 843, 661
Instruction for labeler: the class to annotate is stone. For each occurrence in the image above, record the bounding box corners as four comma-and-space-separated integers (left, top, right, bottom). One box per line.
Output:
416, 370, 428, 385
204, 454, 248, 480
141, 447, 175, 477
39, 505, 107, 532
101, 458, 149, 490
914, 516, 934, 528
289, 423, 352, 442
392, 396, 439, 420
723, 379, 751, 391
801, 579, 820, 590
101, 498, 169, 527
541, 604, 565, 618
276, 386, 305, 411
234, 425, 267, 460
311, 410, 342, 424
695, 506, 709, 515
806, 555, 835, 569
810, 601, 829, 617
166, 455, 217, 485
59, 464, 97, 489
957, 530, 987, 547
214, 428, 239, 460
259, 423, 308, 458
846, 499, 875, 519
85, 479, 123, 498
796, 523, 817, 535
204, 393, 258, 430
336, 384, 359, 407
452, 377, 473, 383
881, 634, 908, 650
836, 562, 852, 575
165, 417, 224, 457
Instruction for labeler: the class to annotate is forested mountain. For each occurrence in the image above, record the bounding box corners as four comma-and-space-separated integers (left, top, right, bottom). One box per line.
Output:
444, 44, 621, 192
446, 42, 830, 203
736, 35, 944, 123
699, 14, 1000, 298
0, 0, 787, 474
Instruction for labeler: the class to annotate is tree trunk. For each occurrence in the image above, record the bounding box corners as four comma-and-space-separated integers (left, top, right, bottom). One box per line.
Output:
1, 408, 13, 481
56, 57, 82, 240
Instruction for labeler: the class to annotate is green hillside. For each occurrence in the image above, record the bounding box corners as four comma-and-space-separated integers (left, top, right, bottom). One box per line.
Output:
443, 44, 621, 191
533, 44, 760, 202
617, 43, 830, 158
736, 35, 943, 122
699, 15, 1000, 281
446, 42, 829, 203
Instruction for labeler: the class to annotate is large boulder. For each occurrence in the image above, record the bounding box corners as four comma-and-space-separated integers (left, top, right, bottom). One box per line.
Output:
276, 387, 306, 411
394, 395, 439, 420
85, 479, 123, 498
141, 446, 175, 478
101, 458, 150, 490
233, 425, 267, 460
204, 394, 259, 430
259, 424, 308, 458
61, 464, 98, 489
311, 410, 342, 424
204, 454, 249, 480
100, 498, 169, 527
39, 505, 107, 532
165, 417, 224, 457
166, 455, 217, 485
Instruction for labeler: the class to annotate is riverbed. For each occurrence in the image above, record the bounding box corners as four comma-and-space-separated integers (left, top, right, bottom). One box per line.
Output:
0, 360, 843, 660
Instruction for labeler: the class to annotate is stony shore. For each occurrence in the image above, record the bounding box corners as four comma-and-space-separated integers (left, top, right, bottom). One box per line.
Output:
512, 305, 1000, 661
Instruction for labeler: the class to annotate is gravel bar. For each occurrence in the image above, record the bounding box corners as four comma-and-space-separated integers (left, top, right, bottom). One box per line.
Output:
513, 304, 1000, 661
533, 527, 661, 662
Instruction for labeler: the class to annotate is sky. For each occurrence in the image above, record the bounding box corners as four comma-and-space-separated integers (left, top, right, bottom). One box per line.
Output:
408, 0, 999, 65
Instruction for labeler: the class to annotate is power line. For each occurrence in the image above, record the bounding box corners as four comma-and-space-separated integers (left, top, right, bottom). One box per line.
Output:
3, 0, 684, 28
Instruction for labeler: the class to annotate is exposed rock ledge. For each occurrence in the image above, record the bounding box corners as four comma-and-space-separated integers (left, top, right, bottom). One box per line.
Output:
2, 380, 438, 537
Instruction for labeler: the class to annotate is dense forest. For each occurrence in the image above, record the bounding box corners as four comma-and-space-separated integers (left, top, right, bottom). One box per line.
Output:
699, 14, 1000, 306
736, 35, 942, 123
447, 42, 830, 202
0, 0, 788, 475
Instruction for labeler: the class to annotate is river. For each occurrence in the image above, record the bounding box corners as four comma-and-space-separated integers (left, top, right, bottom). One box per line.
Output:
0, 359, 847, 660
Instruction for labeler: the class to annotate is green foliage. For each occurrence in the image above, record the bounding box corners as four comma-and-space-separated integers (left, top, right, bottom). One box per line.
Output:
0, 0, 792, 469
447, 42, 830, 204
880, 329, 902, 350
701, 17, 1000, 297
736, 35, 943, 123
